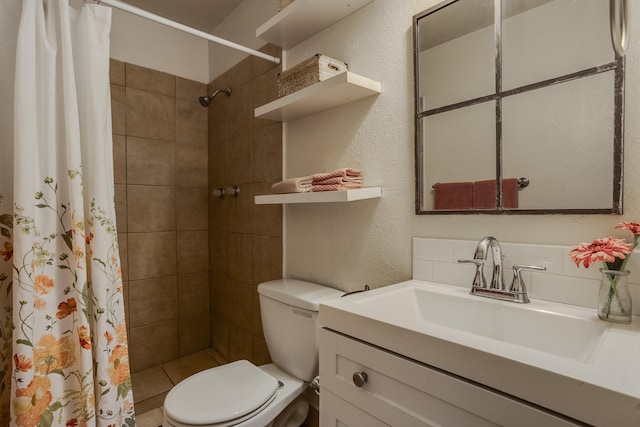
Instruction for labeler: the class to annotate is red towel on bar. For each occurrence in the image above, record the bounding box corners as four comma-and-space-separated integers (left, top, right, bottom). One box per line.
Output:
472, 179, 518, 209
434, 182, 473, 210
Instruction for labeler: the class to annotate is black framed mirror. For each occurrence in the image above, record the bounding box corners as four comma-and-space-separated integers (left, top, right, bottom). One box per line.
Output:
414, 0, 625, 214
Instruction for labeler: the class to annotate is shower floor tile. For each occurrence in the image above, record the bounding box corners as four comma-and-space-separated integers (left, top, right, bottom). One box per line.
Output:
162, 350, 221, 384
133, 347, 227, 422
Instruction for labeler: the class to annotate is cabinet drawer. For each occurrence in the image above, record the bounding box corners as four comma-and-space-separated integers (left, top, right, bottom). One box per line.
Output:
320, 329, 580, 427
320, 390, 389, 427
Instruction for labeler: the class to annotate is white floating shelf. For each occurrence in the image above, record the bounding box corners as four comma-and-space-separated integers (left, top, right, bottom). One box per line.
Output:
255, 187, 382, 204
254, 71, 381, 122
257, 0, 375, 49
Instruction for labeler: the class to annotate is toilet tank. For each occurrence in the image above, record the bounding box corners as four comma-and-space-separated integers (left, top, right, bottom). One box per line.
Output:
258, 279, 343, 382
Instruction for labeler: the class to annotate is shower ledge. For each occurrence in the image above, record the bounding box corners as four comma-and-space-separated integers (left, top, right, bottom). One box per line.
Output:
254, 71, 381, 122
257, 0, 376, 49
254, 187, 382, 204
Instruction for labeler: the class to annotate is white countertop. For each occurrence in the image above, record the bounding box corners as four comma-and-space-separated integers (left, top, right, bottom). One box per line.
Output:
319, 280, 640, 427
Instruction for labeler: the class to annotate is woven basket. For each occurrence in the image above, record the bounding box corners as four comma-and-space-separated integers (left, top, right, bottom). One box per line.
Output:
277, 54, 348, 97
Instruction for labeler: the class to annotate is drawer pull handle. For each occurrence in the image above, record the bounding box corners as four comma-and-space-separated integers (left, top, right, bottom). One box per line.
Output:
352, 372, 368, 388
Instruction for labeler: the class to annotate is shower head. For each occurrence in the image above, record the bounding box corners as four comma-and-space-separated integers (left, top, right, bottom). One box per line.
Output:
199, 87, 231, 107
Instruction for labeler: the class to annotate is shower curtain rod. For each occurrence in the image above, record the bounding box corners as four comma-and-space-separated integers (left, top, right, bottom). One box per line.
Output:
96, 0, 281, 64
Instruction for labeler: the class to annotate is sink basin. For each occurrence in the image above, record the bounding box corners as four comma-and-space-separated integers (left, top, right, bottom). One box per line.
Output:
354, 282, 607, 362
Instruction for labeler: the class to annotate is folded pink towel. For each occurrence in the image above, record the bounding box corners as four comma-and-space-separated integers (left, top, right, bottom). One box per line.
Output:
312, 176, 363, 186
312, 182, 363, 192
312, 168, 362, 183
271, 176, 313, 194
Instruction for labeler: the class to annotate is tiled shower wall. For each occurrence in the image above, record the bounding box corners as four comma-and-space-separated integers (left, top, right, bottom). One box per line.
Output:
208, 44, 284, 364
110, 60, 210, 373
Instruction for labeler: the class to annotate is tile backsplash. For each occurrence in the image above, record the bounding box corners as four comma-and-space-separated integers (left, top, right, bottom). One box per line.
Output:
413, 237, 640, 315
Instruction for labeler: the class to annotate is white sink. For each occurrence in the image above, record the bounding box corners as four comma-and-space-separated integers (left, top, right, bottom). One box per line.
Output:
353, 283, 607, 362
320, 279, 640, 427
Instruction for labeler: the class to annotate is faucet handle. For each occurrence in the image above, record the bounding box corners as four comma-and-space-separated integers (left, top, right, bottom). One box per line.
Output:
509, 264, 546, 303
458, 259, 487, 289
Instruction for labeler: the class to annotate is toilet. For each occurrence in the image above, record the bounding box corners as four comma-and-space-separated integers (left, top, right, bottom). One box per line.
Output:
163, 279, 343, 427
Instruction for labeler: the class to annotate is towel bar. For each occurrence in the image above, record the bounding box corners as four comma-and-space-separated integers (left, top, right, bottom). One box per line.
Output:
432, 177, 529, 189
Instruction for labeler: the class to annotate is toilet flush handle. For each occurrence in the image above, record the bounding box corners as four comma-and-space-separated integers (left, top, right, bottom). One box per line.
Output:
310, 376, 320, 396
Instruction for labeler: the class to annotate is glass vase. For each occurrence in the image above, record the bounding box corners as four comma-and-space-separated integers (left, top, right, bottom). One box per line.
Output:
598, 269, 632, 324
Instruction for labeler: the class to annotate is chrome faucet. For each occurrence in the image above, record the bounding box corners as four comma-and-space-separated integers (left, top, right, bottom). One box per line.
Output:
474, 236, 505, 291
458, 236, 546, 304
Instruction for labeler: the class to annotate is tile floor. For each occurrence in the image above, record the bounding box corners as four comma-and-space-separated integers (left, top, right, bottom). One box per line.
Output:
132, 347, 228, 427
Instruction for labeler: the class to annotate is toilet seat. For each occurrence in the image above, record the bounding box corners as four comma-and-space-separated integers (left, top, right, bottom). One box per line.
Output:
163, 360, 279, 426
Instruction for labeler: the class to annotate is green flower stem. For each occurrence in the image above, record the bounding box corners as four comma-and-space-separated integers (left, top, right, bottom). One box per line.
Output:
602, 234, 638, 318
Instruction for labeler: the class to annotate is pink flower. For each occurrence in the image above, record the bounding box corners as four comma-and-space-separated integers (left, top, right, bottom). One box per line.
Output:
615, 220, 640, 236
569, 237, 632, 269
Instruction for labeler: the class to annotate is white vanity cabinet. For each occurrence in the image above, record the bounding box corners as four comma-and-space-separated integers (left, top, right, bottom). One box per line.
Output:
319, 329, 581, 427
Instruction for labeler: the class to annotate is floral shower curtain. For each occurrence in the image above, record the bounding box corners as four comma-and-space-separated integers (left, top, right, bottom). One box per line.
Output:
0, 1, 135, 426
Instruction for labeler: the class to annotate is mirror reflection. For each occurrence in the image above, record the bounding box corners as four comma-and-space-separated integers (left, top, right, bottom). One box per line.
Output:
414, 0, 624, 214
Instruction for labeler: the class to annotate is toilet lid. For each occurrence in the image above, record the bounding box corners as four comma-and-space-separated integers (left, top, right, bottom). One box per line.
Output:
164, 360, 279, 425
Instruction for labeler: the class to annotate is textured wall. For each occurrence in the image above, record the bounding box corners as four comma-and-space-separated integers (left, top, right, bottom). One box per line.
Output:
110, 8, 210, 83
208, 0, 280, 80
207, 45, 284, 364
110, 60, 210, 373
283, 0, 640, 293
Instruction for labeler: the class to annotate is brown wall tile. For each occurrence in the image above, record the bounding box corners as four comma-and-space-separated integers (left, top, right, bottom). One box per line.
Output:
215, 276, 250, 328
251, 44, 282, 79
129, 276, 178, 328
209, 273, 224, 315
110, 59, 125, 86
229, 325, 253, 362
227, 233, 253, 284
227, 57, 253, 88
207, 75, 229, 141
208, 62, 283, 367
177, 187, 208, 231
126, 137, 175, 186
126, 63, 176, 97
208, 141, 227, 188
252, 336, 272, 366
113, 134, 126, 185
179, 314, 211, 356
226, 184, 252, 234
177, 98, 208, 146
128, 232, 177, 280
227, 132, 252, 185
177, 77, 207, 101
252, 235, 283, 286
208, 194, 228, 233
126, 88, 176, 141
211, 314, 230, 361
118, 233, 129, 282
226, 83, 252, 139
177, 230, 208, 274
122, 281, 130, 333
114, 60, 209, 372
178, 272, 209, 316
250, 289, 263, 338
129, 320, 179, 372
176, 145, 208, 188
251, 67, 280, 130
252, 123, 283, 182
251, 182, 282, 237
111, 84, 126, 136
115, 184, 127, 234
127, 185, 176, 232
209, 231, 229, 277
